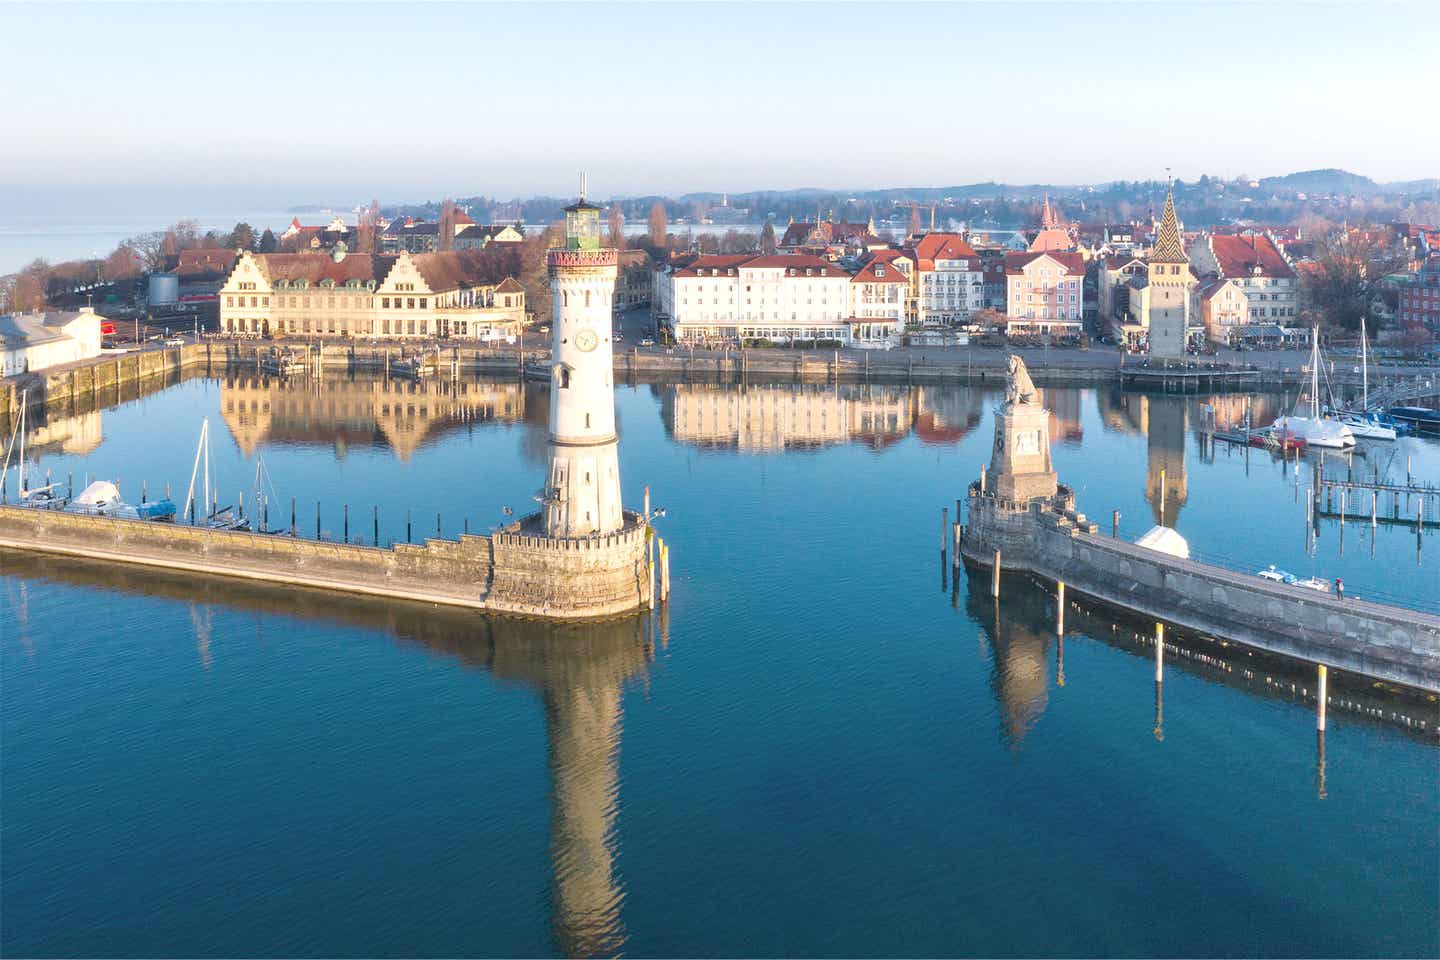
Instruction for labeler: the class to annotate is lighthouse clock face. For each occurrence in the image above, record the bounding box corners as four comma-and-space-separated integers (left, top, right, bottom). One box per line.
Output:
575, 327, 599, 352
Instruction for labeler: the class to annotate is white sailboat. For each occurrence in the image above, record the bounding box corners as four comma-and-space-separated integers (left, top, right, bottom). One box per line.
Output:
1, 389, 68, 509
1330, 317, 1396, 440
1272, 328, 1355, 448
182, 419, 250, 530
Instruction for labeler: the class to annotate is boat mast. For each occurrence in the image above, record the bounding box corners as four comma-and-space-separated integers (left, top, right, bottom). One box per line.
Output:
1310, 326, 1320, 419
184, 419, 208, 523
1361, 315, 1369, 410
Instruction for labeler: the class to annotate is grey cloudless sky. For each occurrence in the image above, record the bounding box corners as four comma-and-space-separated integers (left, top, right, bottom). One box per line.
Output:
2, 0, 1437, 211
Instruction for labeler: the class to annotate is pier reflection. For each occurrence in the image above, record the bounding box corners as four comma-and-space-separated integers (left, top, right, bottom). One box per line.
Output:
216, 374, 529, 460
965, 574, 1054, 746
0, 550, 648, 958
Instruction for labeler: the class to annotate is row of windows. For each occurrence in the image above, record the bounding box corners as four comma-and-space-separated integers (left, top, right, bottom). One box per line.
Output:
227, 294, 516, 311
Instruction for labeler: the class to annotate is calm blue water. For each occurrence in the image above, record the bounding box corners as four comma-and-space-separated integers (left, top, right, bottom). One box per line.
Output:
3, 375, 1438, 957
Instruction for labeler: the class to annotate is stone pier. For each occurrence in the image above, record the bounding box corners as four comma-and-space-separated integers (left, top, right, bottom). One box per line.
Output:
961, 356, 1440, 693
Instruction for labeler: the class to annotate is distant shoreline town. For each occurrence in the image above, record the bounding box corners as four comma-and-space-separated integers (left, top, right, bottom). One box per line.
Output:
2, 168, 1438, 377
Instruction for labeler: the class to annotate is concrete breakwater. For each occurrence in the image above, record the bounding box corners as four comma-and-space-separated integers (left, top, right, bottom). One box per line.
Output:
961, 492, 1440, 693
0, 505, 653, 620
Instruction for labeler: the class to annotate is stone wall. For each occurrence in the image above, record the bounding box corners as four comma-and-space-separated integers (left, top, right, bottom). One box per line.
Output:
962, 494, 1440, 693
488, 512, 651, 619
0, 504, 494, 609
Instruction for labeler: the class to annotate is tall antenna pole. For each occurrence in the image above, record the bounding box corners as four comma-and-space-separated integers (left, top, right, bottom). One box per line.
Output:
581, 172, 587, 202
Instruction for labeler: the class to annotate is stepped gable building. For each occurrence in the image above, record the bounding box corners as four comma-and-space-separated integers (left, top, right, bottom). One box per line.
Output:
218, 248, 525, 340
1142, 183, 1195, 358
1003, 251, 1084, 337
1189, 231, 1297, 326
913, 233, 983, 326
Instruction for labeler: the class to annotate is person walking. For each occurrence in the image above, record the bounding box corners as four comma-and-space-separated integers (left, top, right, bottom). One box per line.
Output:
1335, 577, 1344, 600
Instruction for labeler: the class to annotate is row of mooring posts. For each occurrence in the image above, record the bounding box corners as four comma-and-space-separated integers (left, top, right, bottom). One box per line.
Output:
943, 495, 1362, 800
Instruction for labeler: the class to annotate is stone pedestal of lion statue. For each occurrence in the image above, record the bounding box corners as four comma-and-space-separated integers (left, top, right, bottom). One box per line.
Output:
986, 355, 1058, 503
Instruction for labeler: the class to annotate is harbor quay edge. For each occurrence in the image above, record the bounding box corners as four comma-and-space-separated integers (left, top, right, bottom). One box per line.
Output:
0, 505, 653, 621
960, 490, 1440, 694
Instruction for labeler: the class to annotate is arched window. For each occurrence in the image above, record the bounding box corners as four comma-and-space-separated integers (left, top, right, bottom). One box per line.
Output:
563, 291, 568, 307
585, 290, 591, 308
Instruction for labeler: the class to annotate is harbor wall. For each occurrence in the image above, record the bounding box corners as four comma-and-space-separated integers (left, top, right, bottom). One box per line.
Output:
0, 504, 653, 620
488, 513, 652, 619
0, 504, 494, 609
962, 495, 1440, 693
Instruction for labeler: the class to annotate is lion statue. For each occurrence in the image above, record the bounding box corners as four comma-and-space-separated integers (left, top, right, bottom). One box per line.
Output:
1007, 354, 1038, 407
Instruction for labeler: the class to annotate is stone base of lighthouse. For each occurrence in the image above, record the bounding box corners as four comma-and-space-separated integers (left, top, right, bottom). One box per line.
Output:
486, 510, 653, 619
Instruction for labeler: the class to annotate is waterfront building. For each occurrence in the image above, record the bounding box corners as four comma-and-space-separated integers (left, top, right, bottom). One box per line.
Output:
1096, 254, 1147, 344
847, 253, 908, 347
542, 187, 624, 537
217, 249, 525, 341
1398, 255, 1440, 331
1003, 251, 1084, 337
913, 233, 984, 326
1, 308, 103, 376
1189, 231, 1298, 323
1192, 277, 1250, 345
664, 253, 850, 345
1144, 184, 1195, 359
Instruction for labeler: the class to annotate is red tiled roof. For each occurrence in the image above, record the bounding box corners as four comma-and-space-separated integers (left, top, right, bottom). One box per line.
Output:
914, 233, 979, 269
1003, 251, 1084, 276
740, 254, 840, 273
409, 251, 524, 290
850, 256, 908, 284
669, 254, 756, 278
257, 252, 396, 285
1210, 234, 1296, 279
172, 249, 237, 276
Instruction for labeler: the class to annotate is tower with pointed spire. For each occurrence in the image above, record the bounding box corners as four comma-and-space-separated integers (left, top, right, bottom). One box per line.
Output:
1145, 177, 1193, 359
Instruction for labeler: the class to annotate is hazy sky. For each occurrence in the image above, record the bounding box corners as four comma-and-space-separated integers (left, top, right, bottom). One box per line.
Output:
3, 1, 1437, 211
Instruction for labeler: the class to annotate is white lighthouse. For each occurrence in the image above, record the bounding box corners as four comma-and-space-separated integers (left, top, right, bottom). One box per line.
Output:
544, 179, 624, 538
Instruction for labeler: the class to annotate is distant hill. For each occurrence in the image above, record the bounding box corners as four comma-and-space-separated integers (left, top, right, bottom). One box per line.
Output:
1258, 169, 1377, 195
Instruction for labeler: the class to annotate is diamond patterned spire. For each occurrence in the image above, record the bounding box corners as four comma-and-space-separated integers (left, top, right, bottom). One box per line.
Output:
1151, 184, 1187, 264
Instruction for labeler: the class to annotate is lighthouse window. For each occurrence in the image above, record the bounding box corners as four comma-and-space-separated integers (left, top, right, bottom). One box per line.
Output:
560, 368, 570, 388
585, 290, 591, 307
586, 413, 591, 428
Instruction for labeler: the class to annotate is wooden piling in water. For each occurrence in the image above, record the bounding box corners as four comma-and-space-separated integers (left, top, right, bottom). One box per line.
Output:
1056, 580, 1065, 636
291, 497, 296, 537
343, 504, 349, 543
1317, 664, 1328, 732
941, 507, 949, 557
991, 548, 1001, 598
1155, 622, 1165, 682
373, 506, 379, 545
1113, 510, 1120, 538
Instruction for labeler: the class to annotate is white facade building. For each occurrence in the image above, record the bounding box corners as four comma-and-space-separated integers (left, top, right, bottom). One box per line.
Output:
666, 254, 850, 344
913, 233, 984, 326
1, 308, 104, 377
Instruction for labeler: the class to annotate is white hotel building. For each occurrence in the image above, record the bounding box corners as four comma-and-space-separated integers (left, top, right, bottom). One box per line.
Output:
661, 253, 901, 347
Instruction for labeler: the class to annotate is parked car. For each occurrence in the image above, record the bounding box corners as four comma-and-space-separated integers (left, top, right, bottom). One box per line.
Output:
639, 338, 655, 347
164, 337, 186, 347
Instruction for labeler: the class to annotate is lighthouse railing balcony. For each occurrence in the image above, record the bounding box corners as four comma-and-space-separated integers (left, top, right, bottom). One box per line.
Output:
546, 248, 618, 269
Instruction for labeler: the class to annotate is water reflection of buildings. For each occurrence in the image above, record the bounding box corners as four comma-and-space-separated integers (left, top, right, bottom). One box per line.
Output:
966, 576, 1053, 745
1094, 391, 1188, 527
1035, 387, 1084, 444
658, 383, 987, 451
21, 409, 103, 457
0, 551, 648, 959
217, 375, 527, 460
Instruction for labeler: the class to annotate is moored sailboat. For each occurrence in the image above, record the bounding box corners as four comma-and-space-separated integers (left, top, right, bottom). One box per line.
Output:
1272, 328, 1354, 448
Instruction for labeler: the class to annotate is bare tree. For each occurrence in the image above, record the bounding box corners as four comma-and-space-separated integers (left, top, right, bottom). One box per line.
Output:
648, 202, 667, 248
10, 259, 50, 311
103, 245, 141, 281
438, 198, 457, 252
761, 220, 776, 255
608, 205, 625, 248
1302, 227, 1412, 331
127, 231, 168, 272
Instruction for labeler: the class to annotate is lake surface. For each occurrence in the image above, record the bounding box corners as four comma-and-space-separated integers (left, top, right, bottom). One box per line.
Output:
3, 374, 1438, 957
